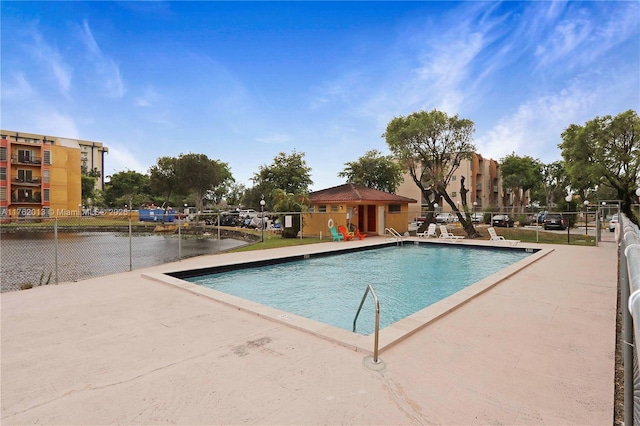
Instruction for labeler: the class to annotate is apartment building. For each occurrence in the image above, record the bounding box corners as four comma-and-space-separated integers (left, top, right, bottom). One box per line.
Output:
0, 130, 108, 219
396, 153, 503, 215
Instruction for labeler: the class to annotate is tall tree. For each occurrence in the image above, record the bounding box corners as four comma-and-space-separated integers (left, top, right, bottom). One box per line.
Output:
149, 156, 180, 218
500, 153, 543, 213
560, 109, 640, 225
538, 161, 568, 208
175, 153, 233, 219
384, 109, 479, 237
80, 164, 101, 204
272, 188, 310, 238
338, 149, 405, 193
224, 182, 246, 207
252, 150, 313, 207
103, 170, 151, 208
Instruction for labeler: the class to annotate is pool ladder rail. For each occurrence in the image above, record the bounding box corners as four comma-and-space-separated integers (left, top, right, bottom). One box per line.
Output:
353, 284, 381, 364
384, 227, 405, 245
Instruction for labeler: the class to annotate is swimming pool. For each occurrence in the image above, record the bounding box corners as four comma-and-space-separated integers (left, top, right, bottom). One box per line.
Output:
181, 243, 533, 336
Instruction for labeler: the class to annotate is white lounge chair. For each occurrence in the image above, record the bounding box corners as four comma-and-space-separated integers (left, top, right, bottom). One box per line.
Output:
417, 223, 437, 238
439, 225, 465, 240
488, 227, 519, 246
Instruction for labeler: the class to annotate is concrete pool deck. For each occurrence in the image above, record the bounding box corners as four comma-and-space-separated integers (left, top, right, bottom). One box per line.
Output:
1, 237, 618, 424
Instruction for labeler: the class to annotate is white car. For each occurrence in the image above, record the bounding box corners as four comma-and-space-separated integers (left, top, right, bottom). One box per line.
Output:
471, 212, 484, 223
238, 209, 258, 218
435, 212, 455, 223
609, 214, 619, 232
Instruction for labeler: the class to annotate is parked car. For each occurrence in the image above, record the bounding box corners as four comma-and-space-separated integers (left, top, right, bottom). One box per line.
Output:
492, 214, 514, 228
534, 210, 548, 224
435, 212, 455, 223
471, 212, 484, 223
609, 214, 619, 232
543, 213, 566, 230
238, 209, 258, 218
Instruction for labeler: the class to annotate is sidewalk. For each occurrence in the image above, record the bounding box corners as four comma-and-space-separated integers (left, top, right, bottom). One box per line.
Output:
1, 239, 618, 424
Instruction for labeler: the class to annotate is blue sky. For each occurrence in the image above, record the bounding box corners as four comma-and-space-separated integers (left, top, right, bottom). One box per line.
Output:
2, 1, 639, 191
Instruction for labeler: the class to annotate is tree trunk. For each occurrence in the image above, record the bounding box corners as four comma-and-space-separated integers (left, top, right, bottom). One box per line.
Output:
439, 184, 480, 238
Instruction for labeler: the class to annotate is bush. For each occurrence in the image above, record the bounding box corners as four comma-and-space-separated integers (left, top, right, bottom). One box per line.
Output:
516, 214, 531, 226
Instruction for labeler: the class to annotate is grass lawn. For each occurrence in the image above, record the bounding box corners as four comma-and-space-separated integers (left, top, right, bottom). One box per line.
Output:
229, 224, 597, 253
472, 225, 597, 246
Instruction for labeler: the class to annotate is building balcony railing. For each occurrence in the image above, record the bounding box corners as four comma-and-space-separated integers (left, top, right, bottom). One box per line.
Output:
11, 198, 41, 204
12, 178, 41, 186
11, 155, 41, 165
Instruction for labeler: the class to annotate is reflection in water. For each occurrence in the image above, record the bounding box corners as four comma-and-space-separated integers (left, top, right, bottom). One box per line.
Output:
1, 232, 246, 292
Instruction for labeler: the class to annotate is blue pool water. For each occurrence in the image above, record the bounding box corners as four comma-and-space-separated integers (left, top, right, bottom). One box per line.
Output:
185, 244, 531, 335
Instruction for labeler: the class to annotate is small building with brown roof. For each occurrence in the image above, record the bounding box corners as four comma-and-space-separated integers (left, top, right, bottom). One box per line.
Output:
304, 183, 417, 238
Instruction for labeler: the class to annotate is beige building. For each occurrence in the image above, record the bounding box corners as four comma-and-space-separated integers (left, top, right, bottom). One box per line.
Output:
396, 153, 503, 216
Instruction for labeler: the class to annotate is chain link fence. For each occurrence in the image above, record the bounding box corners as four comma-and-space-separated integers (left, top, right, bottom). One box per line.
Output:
0, 215, 251, 292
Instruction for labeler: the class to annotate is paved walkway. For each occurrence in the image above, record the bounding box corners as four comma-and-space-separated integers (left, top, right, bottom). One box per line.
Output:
1, 238, 618, 425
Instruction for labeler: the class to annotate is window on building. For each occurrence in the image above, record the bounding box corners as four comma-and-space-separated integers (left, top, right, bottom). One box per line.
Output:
18, 149, 34, 163
307, 206, 315, 213
42, 208, 50, 217
43, 170, 50, 183
452, 175, 457, 181
17, 189, 32, 201
330, 205, 339, 212
43, 188, 50, 202
0, 167, 5, 181
389, 204, 401, 213
451, 191, 457, 197
0, 187, 6, 201
0, 147, 6, 161
17, 169, 33, 182
43, 151, 51, 165
318, 205, 327, 213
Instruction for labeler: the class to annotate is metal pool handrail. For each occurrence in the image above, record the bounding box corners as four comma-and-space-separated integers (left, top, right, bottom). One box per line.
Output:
385, 227, 404, 245
353, 284, 381, 363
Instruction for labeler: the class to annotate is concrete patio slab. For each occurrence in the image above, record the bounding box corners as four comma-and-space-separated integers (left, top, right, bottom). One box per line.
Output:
1, 237, 617, 425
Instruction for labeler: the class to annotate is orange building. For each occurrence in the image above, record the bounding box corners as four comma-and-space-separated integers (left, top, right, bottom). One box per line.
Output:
0, 131, 106, 220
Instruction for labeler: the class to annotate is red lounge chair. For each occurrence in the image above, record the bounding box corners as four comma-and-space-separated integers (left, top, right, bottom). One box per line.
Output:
355, 229, 367, 240
338, 225, 354, 241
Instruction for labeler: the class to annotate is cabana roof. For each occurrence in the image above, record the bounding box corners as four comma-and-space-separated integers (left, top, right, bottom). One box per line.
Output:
309, 183, 417, 204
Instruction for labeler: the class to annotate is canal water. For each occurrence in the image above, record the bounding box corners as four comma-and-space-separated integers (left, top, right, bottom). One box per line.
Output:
0, 232, 247, 292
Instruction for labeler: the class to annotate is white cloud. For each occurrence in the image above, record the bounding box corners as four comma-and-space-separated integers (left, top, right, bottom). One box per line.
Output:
29, 31, 73, 98
32, 112, 80, 139
105, 145, 147, 176
134, 85, 162, 107
534, 1, 639, 71
79, 20, 125, 99
476, 81, 599, 162
2, 72, 35, 100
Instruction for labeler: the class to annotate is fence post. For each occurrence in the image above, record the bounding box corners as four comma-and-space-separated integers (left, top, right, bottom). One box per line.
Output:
129, 218, 132, 271
54, 218, 59, 284
178, 221, 182, 259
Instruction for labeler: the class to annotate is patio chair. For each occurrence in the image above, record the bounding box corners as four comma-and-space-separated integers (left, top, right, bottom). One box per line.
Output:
488, 227, 519, 246
439, 225, 465, 240
354, 229, 367, 240
330, 226, 344, 241
417, 223, 437, 238
338, 225, 355, 241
